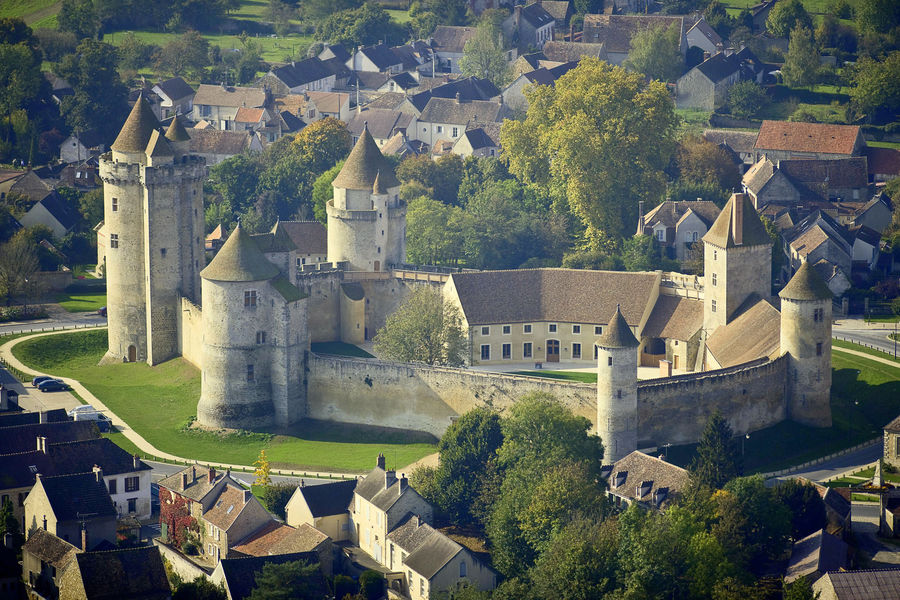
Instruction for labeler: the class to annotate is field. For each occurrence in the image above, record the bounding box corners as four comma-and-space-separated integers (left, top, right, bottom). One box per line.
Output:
11, 330, 436, 472
54, 292, 106, 313
720, 0, 861, 25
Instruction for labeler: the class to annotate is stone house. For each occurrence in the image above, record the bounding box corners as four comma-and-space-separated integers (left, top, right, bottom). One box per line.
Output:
285, 479, 356, 541
636, 199, 721, 262
210, 552, 327, 600
541, 1, 573, 36
603, 451, 689, 509
703, 129, 759, 172
865, 146, 900, 183
541, 40, 608, 64
305, 91, 352, 123
232, 107, 282, 142
452, 123, 501, 158
705, 296, 782, 369
783, 211, 853, 292
414, 96, 505, 147
157, 465, 240, 547
191, 85, 269, 131
813, 568, 900, 600
24, 469, 117, 551
503, 3, 555, 51
278, 220, 328, 268
851, 225, 881, 270
18, 189, 80, 238
347, 109, 417, 147
582, 15, 687, 66
231, 520, 333, 576
754, 121, 865, 162
676, 47, 764, 109
57, 545, 170, 600
784, 529, 848, 585
150, 77, 195, 121
200, 483, 272, 564
742, 156, 870, 209
852, 195, 893, 234
260, 58, 336, 95
685, 17, 724, 55
502, 61, 577, 111
430, 26, 478, 73
800, 480, 852, 537
347, 44, 405, 74
186, 127, 264, 165
60, 130, 106, 164
22, 528, 79, 599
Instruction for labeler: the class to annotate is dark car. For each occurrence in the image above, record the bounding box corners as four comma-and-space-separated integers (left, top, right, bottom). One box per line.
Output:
32, 376, 54, 387
98, 306, 107, 317
96, 413, 112, 433
37, 379, 70, 392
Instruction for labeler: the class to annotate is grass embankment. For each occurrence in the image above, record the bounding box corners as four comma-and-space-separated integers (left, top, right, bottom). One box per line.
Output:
833, 338, 900, 363
310, 342, 374, 358
54, 292, 106, 313
12, 330, 436, 472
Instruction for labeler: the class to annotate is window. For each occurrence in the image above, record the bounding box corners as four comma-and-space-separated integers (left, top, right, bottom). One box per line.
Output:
108, 479, 117, 494
200, 105, 211, 117
125, 476, 139, 492
524, 324, 532, 334
549, 324, 557, 333
244, 290, 257, 308
18, 493, 24, 507
816, 342, 823, 356
711, 300, 717, 313
256, 331, 266, 344
452, 127, 458, 137
481, 326, 490, 336
692, 231, 699, 241
436, 125, 443, 133
480, 345, 490, 360
713, 250, 717, 260
594, 345, 599, 359
595, 326, 603, 335
572, 325, 581, 334
656, 229, 665, 241
711, 273, 717, 286
572, 343, 581, 359
813, 308, 824, 322
110, 234, 119, 249
608, 356, 613, 366
460, 561, 467, 577
111, 197, 118, 212
502, 343, 511, 359
160, 248, 166, 257
502, 325, 511, 335
420, 579, 425, 597
128, 498, 137, 513
523, 342, 532, 358
308, 109, 316, 119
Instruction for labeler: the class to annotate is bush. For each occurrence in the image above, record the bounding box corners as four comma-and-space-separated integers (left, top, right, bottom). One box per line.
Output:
261, 482, 295, 520
333, 574, 356, 599
359, 570, 385, 600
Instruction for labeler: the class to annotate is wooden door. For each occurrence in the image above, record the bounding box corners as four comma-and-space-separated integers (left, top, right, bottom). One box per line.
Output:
546, 340, 560, 362
128, 345, 136, 363
374, 260, 380, 272
673, 355, 679, 369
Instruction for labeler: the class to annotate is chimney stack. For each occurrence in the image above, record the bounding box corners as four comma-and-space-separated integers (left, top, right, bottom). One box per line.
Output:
92, 465, 103, 484
455, 92, 461, 104
42, 515, 47, 530
39, 410, 48, 424
181, 472, 189, 491
376, 453, 385, 470
638, 200, 645, 234
37, 436, 47, 453
133, 455, 141, 470
731, 193, 744, 246
384, 469, 396, 490
208, 467, 216, 484
399, 474, 408, 495
244, 489, 252, 503
81, 525, 88, 551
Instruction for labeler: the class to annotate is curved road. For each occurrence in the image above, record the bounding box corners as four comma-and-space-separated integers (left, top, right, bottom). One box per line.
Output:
833, 317, 899, 357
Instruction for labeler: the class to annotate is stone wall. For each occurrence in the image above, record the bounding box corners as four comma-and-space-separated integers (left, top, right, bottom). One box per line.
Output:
154, 540, 210, 581
178, 297, 203, 369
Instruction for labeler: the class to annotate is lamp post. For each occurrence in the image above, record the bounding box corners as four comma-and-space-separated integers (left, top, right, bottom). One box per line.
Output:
742, 433, 750, 457
664, 443, 671, 459
23, 278, 28, 317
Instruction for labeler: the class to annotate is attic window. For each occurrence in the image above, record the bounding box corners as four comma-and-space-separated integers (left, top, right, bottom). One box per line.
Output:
654, 487, 669, 506
226, 504, 234, 514
637, 480, 653, 498
28, 465, 37, 473
614, 471, 628, 487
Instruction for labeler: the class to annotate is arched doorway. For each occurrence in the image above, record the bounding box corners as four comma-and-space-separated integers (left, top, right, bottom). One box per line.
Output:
373, 260, 380, 272
546, 340, 559, 362
127, 345, 136, 362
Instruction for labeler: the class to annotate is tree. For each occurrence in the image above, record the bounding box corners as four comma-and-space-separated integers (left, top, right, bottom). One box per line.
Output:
172, 577, 228, 600
0, 20, 43, 144
315, 4, 402, 48
78, 188, 103, 229
0, 232, 41, 308
247, 559, 324, 600
728, 80, 768, 119
253, 449, 271, 487
856, 0, 900, 34
849, 52, 900, 121
359, 570, 385, 600
773, 479, 827, 540
311, 161, 343, 223
688, 411, 741, 489
622, 235, 679, 272
502, 57, 678, 247
784, 576, 821, 600
58, 0, 100, 39
118, 32, 157, 72
624, 22, 685, 83
782, 25, 820, 88
373, 286, 467, 366
718, 476, 792, 571
157, 30, 210, 80
530, 519, 620, 600
459, 21, 511, 88
291, 117, 352, 176
766, 0, 812, 39
676, 135, 742, 190
405, 195, 466, 265
267, 0, 295, 37
262, 482, 295, 520
0, 498, 23, 552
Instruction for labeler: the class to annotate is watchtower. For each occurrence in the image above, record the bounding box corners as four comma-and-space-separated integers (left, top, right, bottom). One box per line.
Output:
596, 305, 640, 465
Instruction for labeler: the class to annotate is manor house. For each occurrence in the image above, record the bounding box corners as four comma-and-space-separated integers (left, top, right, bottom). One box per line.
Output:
98, 96, 833, 457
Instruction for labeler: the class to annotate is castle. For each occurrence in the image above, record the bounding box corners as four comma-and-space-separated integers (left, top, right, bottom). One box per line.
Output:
99, 97, 833, 456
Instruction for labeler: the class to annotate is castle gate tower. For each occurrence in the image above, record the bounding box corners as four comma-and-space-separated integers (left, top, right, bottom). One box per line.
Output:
596, 305, 640, 464
779, 261, 833, 427
326, 125, 406, 271
99, 102, 205, 365
702, 193, 773, 335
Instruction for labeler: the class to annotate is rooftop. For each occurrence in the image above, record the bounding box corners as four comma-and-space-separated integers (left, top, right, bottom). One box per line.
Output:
193, 84, 267, 109
582, 15, 684, 53
200, 223, 281, 282
606, 451, 689, 506
705, 297, 781, 367
703, 193, 772, 248
780, 260, 833, 301
755, 120, 861, 156
37, 471, 117, 523
332, 127, 400, 190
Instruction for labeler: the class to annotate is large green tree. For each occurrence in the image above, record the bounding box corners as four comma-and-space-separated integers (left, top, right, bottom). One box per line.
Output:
688, 410, 742, 489
0, 19, 44, 145
405, 195, 466, 265
856, 0, 900, 34
676, 134, 742, 190
782, 25, 820, 88
315, 4, 403, 47
624, 22, 685, 82
311, 160, 343, 224
459, 21, 511, 88
766, 0, 812, 38
373, 286, 467, 366
502, 57, 678, 248
157, 30, 210, 80
849, 52, 900, 121
773, 479, 827, 540
246, 559, 325, 600
530, 518, 620, 600
728, 80, 769, 119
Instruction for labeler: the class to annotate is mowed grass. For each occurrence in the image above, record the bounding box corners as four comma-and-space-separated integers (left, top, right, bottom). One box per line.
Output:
720, 0, 860, 24
509, 370, 596, 383
387, 8, 412, 24
12, 330, 436, 472
833, 338, 900, 363
0, 0, 57, 20
54, 292, 106, 313
104, 30, 314, 63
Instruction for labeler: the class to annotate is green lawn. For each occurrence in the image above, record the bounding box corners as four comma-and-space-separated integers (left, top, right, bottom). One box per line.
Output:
868, 140, 900, 150
720, 0, 860, 25
310, 342, 374, 358
757, 85, 852, 124
833, 338, 900, 363
12, 330, 436, 472
0, 0, 57, 20
54, 292, 106, 313
387, 8, 412, 24
509, 370, 597, 383
675, 108, 714, 138
104, 30, 314, 64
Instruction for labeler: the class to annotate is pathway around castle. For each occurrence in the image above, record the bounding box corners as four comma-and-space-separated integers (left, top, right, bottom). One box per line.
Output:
834, 318, 899, 357
0, 327, 368, 480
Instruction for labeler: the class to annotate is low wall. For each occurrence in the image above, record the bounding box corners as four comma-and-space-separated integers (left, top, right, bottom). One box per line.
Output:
154, 540, 210, 582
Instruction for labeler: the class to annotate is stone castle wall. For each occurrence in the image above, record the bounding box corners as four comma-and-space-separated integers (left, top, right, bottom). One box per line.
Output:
177, 296, 203, 369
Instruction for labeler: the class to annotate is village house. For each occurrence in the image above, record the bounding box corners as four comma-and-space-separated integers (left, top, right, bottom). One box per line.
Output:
22, 528, 79, 599
503, 3, 555, 51
452, 123, 501, 158
636, 199, 721, 262
199, 483, 272, 563
784, 529, 849, 585
865, 146, 900, 183
430, 26, 479, 73
703, 129, 759, 171
676, 48, 763, 110
57, 545, 170, 600
381, 132, 427, 158
186, 127, 264, 165
261, 58, 336, 96
0, 419, 99, 455
782, 211, 854, 294
18, 189, 80, 238
285, 479, 356, 541
743, 156, 870, 208
150, 77, 195, 121
502, 61, 577, 111
603, 451, 689, 509
304, 91, 352, 123
191, 85, 269, 131
685, 17, 724, 55
582, 15, 687, 66
347, 109, 417, 147
753, 120, 865, 162
232, 520, 333, 575
813, 568, 900, 600
60, 130, 106, 164
347, 44, 406, 74
852, 195, 893, 233
414, 96, 505, 147
277, 220, 328, 268
541, 40, 608, 63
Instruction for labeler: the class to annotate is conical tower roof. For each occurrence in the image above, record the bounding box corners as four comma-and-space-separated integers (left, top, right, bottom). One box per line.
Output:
111, 94, 160, 153
200, 223, 280, 282
145, 129, 173, 157
596, 305, 639, 348
332, 127, 400, 191
165, 115, 191, 142
373, 170, 387, 195
703, 193, 771, 249
779, 261, 832, 301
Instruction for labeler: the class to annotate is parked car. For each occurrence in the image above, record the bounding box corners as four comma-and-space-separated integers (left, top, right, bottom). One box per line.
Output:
32, 376, 54, 387
98, 306, 107, 317
37, 379, 70, 392
95, 413, 112, 433
67, 405, 111, 431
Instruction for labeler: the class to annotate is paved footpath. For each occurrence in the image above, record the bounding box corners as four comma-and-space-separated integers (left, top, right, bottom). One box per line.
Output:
832, 344, 900, 369
0, 327, 365, 480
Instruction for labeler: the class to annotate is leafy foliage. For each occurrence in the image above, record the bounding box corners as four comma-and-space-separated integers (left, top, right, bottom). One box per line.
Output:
262, 482, 295, 520
766, 0, 812, 39
850, 52, 900, 121
689, 411, 742, 489
247, 559, 324, 600
675, 135, 742, 191
172, 577, 228, 600
773, 479, 827, 540
254, 449, 272, 486
624, 22, 685, 82
373, 286, 466, 366
782, 26, 820, 88
315, 4, 404, 47
460, 21, 511, 88
728, 80, 769, 119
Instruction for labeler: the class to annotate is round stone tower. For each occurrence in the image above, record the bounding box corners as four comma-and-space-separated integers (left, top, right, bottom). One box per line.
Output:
596, 305, 640, 464
326, 126, 406, 271
779, 261, 833, 427
197, 224, 281, 429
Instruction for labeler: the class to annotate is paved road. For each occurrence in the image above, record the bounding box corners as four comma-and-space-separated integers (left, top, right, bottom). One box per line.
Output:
0, 306, 106, 336
833, 318, 899, 357
146, 460, 340, 487
853, 501, 900, 566
771, 442, 882, 484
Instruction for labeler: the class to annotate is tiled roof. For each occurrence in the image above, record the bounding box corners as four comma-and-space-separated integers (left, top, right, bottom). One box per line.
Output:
779, 157, 869, 190
274, 93, 306, 115
706, 297, 781, 367
187, 128, 255, 155
232, 521, 328, 556
346, 109, 415, 141
158, 465, 231, 502
307, 91, 349, 115
743, 157, 777, 195
866, 146, 900, 176
234, 107, 265, 123
1, 438, 147, 489
520, 3, 555, 28
431, 26, 478, 54
596, 305, 640, 348
449, 268, 658, 326
200, 223, 280, 282
364, 92, 408, 111
292, 479, 356, 518
418, 97, 504, 125
111, 94, 159, 153
641, 296, 703, 341
204, 484, 253, 531
785, 210, 854, 251
815, 568, 900, 599
271, 58, 333, 88
38, 471, 117, 522
278, 220, 327, 255
703, 129, 758, 155
780, 260, 833, 301
540, 1, 572, 23
688, 18, 723, 45
154, 77, 194, 102
459, 125, 500, 150
755, 120, 861, 156
703, 193, 772, 248
785, 529, 848, 583
885, 414, 900, 433
193, 84, 266, 109
641, 200, 720, 230
165, 115, 191, 142
0, 421, 99, 455
332, 127, 400, 190
607, 451, 689, 506
22, 528, 79, 569
582, 15, 684, 53
70, 546, 170, 600
217, 553, 325, 600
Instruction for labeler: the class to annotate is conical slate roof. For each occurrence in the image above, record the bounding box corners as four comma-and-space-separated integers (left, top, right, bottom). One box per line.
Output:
703, 193, 771, 249
165, 115, 191, 142
596, 305, 639, 348
779, 261, 832, 301
111, 94, 159, 153
200, 223, 280, 282
145, 129, 173, 157
373, 170, 387, 195
332, 127, 400, 191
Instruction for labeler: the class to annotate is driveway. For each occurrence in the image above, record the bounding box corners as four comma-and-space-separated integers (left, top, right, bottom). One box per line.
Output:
852, 501, 900, 567
1, 364, 82, 413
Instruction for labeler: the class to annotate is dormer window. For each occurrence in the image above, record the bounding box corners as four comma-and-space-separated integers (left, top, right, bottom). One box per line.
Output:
614, 471, 628, 487
637, 480, 653, 498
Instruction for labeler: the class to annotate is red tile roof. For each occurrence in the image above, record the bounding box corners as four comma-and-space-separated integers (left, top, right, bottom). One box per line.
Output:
754, 121, 861, 156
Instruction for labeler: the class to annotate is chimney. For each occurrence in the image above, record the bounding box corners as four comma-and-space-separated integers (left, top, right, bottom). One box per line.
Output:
133, 455, 141, 470
384, 469, 396, 490
455, 92, 461, 104
638, 200, 645, 234
399, 473, 408, 495
181, 472, 188, 491
42, 515, 47, 531
300, 479, 305, 487
569, 22, 574, 42
376, 453, 385, 470
36, 436, 47, 453
208, 467, 216, 484
92, 465, 103, 484
413, 514, 420, 528
39, 410, 48, 424
514, 5, 522, 28
81, 525, 88, 551
731, 194, 744, 245
703, 51, 710, 61
192, 466, 197, 482
243, 489, 252, 503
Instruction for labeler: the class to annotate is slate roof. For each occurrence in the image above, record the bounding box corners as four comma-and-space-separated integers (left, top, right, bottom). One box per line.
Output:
365, 92, 408, 111
779, 157, 869, 192
705, 297, 781, 367
520, 3, 555, 28
449, 269, 659, 326
542, 40, 607, 63
641, 296, 704, 341
785, 529, 848, 583
430, 26, 478, 54
703, 193, 771, 248
187, 128, 255, 156
8, 170, 52, 203
459, 125, 500, 150
358, 44, 403, 70
780, 261, 833, 301
596, 305, 640, 348
348, 71, 390, 90
332, 127, 400, 190
232, 521, 328, 556
0, 421, 98, 455
37, 471, 116, 522
69, 129, 106, 150
319, 43, 351, 62
866, 146, 900, 177
404, 529, 466, 579
0, 408, 67, 427
32, 190, 79, 230
280, 110, 304, 132
204, 484, 253, 531
582, 15, 684, 53
814, 568, 900, 599
193, 84, 266, 108
68, 546, 170, 600
785, 210, 854, 255
291, 479, 357, 518
355, 467, 423, 512
23, 528, 79, 569
607, 451, 689, 506
381, 132, 426, 157
216, 552, 324, 600
1, 438, 147, 489
429, 76, 500, 101
278, 220, 327, 255
158, 464, 231, 502
111, 95, 159, 153
540, 1, 572, 24
688, 18, 723, 46
251, 220, 298, 253
154, 77, 194, 102
703, 129, 758, 155
419, 97, 504, 125
695, 51, 741, 83
201, 223, 280, 282
641, 200, 720, 231
347, 109, 415, 141
755, 120, 861, 156
271, 58, 333, 88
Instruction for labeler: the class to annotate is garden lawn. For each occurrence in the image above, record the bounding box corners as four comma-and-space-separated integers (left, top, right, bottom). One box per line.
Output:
0, 0, 58, 21
509, 370, 596, 383
387, 9, 412, 24
54, 292, 106, 313
833, 338, 900, 363
104, 30, 314, 63
310, 342, 374, 358
12, 330, 436, 472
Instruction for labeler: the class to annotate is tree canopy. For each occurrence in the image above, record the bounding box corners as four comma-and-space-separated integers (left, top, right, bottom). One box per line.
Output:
850, 51, 900, 121
624, 22, 685, 83
782, 25, 820, 88
688, 411, 742, 489
766, 0, 813, 38
459, 21, 512, 88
